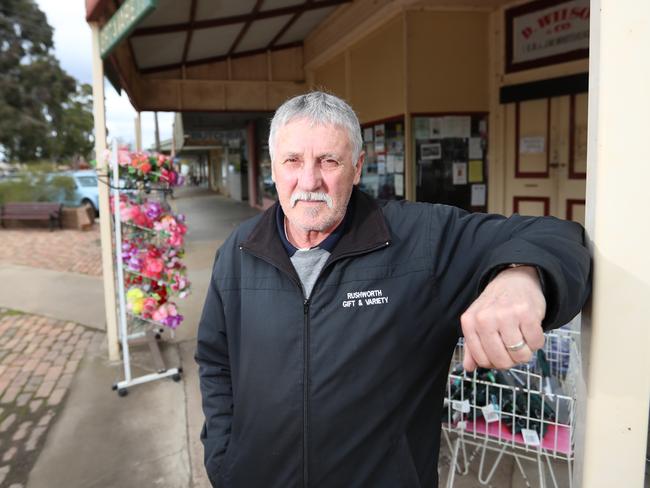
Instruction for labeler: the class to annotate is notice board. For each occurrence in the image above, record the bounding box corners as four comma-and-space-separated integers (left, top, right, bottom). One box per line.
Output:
414, 113, 488, 212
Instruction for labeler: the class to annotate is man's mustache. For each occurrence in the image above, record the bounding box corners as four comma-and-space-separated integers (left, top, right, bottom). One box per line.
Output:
290, 192, 333, 209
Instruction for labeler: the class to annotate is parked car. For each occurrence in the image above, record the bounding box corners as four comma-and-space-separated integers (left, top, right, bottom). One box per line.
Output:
47, 170, 100, 216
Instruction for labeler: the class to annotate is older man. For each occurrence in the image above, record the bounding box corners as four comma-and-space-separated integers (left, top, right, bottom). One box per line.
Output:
196, 92, 590, 488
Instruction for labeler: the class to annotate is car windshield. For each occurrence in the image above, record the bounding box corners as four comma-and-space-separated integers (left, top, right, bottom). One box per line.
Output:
76, 176, 97, 187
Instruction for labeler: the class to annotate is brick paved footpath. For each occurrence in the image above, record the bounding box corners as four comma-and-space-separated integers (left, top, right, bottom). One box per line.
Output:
0, 309, 104, 488
0, 227, 102, 277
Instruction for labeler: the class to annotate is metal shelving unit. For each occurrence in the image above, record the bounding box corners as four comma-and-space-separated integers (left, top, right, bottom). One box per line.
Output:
108, 143, 183, 396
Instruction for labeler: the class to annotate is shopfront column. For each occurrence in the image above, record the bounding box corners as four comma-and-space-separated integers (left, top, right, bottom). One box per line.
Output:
579, 0, 650, 485
90, 22, 120, 362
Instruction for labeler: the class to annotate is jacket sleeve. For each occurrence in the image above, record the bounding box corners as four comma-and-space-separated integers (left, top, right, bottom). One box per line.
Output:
195, 251, 233, 483
430, 206, 592, 332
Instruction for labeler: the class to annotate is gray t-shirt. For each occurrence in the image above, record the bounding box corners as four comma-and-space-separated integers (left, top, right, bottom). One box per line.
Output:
290, 247, 330, 299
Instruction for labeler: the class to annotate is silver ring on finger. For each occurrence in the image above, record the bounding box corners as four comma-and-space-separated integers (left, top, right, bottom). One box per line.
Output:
506, 340, 526, 352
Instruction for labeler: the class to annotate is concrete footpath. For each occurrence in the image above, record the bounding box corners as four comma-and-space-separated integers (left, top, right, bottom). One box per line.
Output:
0, 186, 558, 488
0, 265, 105, 331
10, 187, 258, 488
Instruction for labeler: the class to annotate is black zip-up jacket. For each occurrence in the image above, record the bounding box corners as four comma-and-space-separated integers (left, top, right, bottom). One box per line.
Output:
196, 188, 591, 488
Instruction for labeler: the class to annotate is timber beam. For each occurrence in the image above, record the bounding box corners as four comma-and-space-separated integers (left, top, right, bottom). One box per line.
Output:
136, 79, 307, 112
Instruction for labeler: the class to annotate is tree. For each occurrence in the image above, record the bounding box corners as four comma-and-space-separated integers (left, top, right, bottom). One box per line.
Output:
50, 83, 95, 164
0, 0, 93, 163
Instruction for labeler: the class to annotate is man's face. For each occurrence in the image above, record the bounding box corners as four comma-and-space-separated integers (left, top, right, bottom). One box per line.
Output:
272, 118, 364, 234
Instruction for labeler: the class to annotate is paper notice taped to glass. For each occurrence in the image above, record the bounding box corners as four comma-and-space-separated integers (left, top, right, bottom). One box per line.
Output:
520, 136, 545, 154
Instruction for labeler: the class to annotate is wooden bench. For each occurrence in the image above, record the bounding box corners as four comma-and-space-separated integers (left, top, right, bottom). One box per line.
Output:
1, 202, 63, 231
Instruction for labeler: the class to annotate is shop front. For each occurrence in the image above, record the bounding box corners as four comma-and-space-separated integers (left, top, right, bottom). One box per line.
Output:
87, 0, 650, 484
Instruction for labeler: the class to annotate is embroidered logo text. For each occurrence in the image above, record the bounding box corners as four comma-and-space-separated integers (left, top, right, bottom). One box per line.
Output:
342, 289, 389, 308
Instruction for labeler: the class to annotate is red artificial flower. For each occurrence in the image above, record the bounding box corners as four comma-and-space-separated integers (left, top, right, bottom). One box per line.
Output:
140, 161, 152, 174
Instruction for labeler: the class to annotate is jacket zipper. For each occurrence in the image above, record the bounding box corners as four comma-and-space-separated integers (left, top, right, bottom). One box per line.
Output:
303, 298, 310, 488
240, 240, 389, 488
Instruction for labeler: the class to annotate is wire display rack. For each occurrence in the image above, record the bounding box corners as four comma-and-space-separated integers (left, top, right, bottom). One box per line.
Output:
108, 143, 184, 396
442, 324, 580, 488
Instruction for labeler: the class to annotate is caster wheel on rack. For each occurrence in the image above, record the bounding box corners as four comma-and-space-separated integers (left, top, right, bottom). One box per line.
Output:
117, 388, 128, 397
172, 373, 182, 382
111, 383, 117, 391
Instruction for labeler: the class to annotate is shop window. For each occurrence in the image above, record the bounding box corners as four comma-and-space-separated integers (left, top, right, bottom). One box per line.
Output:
359, 117, 405, 200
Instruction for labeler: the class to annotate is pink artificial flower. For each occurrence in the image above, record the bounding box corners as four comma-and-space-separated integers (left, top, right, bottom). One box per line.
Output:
151, 304, 168, 322
117, 148, 131, 167
142, 297, 158, 319
120, 202, 139, 222
168, 232, 183, 248
143, 256, 164, 279
132, 206, 151, 227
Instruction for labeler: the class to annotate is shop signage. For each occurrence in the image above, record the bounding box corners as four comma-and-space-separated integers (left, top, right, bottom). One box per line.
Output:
506, 0, 589, 72
185, 130, 242, 146
100, 0, 158, 58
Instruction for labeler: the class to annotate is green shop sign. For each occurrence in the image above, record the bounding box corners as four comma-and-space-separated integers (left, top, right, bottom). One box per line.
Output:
100, 0, 158, 58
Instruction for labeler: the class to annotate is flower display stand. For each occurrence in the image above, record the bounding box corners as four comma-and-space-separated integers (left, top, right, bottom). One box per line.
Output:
108, 143, 189, 396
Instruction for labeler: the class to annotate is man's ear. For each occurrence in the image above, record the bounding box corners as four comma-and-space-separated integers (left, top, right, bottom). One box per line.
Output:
353, 151, 365, 185
271, 160, 276, 183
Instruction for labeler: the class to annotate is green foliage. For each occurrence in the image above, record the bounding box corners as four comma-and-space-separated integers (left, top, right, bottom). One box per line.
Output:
0, 172, 75, 205
18, 160, 57, 173
0, 175, 44, 205
0, 0, 94, 163
48, 174, 76, 201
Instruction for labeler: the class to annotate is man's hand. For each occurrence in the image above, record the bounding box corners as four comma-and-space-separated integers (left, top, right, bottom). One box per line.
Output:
460, 266, 546, 371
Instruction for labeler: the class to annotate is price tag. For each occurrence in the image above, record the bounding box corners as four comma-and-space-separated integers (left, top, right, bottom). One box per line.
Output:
481, 404, 500, 423
521, 428, 541, 446
451, 400, 470, 413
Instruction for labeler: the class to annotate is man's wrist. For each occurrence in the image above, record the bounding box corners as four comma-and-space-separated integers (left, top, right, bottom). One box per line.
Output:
498, 264, 545, 293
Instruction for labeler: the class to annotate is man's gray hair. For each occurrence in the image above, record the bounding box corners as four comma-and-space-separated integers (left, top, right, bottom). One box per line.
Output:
268, 91, 363, 165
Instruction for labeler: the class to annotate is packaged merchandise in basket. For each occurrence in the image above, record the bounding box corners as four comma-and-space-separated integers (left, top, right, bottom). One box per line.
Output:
116, 148, 185, 189
443, 365, 556, 437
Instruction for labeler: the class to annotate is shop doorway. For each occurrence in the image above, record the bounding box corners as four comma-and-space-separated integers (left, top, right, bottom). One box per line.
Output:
504, 92, 587, 225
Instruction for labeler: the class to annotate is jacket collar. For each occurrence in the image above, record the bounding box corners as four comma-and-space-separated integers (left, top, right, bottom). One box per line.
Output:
240, 187, 391, 279
274, 201, 348, 256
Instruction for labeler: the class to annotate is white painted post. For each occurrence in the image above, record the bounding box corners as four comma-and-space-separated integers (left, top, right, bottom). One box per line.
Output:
90, 22, 120, 362
578, 1, 650, 486
135, 112, 142, 152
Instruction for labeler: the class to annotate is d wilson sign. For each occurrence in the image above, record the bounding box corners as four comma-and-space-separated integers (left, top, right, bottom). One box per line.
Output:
506, 0, 589, 72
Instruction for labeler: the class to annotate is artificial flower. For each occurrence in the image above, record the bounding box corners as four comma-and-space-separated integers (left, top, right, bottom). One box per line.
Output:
126, 287, 145, 314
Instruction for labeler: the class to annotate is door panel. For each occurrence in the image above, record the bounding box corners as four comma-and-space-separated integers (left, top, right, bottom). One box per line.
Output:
514, 196, 550, 216
516, 99, 550, 177
505, 100, 555, 216
505, 93, 587, 225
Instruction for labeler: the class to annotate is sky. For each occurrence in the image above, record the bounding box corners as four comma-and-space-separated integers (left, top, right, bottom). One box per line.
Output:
35, 0, 174, 151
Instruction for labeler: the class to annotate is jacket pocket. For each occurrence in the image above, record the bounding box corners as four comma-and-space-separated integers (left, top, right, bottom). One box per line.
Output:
395, 435, 422, 488
219, 437, 238, 481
